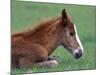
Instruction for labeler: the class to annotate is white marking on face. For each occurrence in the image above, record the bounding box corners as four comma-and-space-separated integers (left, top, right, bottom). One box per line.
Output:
72, 47, 81, 55
74, 49, 79, 53
74, 24, 84, 52
73, 49, 79, 55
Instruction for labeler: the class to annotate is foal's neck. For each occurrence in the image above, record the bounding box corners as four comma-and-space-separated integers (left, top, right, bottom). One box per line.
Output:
42, 19, 62, 55
24, 18, 62, 55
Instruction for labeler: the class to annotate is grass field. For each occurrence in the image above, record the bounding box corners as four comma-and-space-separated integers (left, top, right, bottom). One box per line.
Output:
11, 0, 96, 74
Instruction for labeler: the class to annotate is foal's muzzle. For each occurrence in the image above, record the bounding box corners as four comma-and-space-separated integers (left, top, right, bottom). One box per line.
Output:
74, 49, 82, 59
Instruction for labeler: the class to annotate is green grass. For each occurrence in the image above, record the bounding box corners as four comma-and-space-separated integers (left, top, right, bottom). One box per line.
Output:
11, 0, 96, 74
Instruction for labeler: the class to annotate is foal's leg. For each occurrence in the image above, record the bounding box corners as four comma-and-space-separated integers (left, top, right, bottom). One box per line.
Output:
35, 60, 58, 68
19, 57, 34, 68
18, 44, 49, 68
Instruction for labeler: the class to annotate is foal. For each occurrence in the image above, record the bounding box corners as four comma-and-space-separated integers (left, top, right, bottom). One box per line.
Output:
11, 9, 83, 68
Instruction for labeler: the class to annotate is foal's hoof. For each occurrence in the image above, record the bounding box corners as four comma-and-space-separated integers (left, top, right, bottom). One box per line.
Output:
47, 56, 59, 61
36, 60, 58, 68
47, 60, 58, 68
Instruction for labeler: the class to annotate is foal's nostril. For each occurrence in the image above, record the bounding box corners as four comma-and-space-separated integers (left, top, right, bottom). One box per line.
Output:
75, 50, 82, 59
79, 49, 82, 55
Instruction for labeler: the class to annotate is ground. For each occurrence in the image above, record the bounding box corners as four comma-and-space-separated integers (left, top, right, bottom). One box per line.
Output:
11, 0, 96, 74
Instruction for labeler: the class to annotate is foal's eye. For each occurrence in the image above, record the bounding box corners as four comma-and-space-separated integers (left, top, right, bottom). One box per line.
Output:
70, 32, 74, 36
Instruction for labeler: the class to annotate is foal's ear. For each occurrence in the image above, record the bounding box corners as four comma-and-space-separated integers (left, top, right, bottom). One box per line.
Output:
62, 9, 68, 26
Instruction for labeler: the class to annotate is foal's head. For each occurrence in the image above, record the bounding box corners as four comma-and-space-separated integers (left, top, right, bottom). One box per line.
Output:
60, 9, 83, 59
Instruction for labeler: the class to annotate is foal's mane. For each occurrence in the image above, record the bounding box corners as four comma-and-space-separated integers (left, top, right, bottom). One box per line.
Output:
12, 17, 61, 37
